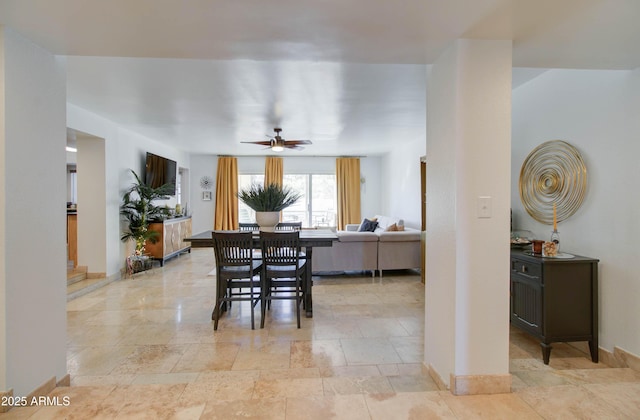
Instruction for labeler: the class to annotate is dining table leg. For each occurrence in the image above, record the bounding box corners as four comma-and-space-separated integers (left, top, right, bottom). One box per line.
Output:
213, 270, 227, 320
304, 246, 313, 317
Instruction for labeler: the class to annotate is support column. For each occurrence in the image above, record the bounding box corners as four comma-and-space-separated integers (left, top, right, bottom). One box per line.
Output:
425, 39, 512, 395
0, 26, 68, 399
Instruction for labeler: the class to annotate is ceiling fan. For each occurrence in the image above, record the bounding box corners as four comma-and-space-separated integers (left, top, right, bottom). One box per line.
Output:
242, 128, 312, 152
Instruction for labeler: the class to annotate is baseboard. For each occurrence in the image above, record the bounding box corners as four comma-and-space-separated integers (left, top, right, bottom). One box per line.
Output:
26, 376, 57, 402
68, 271, 121, 301
56, 374, 71, 387
450, 373, 512, 396
599, 346, 640, 371
427, 363, 512, 395
0, 389, 13, 413
1, 374, 70, 413
427, 363, 449, 391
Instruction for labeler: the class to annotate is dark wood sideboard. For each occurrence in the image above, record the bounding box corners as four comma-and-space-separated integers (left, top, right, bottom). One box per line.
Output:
510, 249, 599, 364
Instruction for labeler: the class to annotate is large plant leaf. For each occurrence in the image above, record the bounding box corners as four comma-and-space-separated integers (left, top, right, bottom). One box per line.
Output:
120, 169, 173, 250
237, 183, 301, 212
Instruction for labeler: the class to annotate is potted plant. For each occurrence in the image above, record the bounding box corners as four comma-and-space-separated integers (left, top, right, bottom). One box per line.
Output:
238, 183, 301, 231
120, 169, 174, 257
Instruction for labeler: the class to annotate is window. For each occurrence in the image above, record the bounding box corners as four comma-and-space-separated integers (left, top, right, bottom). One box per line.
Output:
238, 173, 336, 228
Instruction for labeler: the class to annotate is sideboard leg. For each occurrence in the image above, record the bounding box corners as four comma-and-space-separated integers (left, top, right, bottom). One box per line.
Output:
541, 342, 552, 365
589, 339, 599, 363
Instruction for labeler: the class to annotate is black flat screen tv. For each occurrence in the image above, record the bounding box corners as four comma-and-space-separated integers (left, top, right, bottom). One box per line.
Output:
145, 152, 177, 195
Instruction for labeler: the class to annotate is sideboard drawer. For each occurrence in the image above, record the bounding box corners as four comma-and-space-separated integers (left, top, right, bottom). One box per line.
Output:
510, 258, 541, 279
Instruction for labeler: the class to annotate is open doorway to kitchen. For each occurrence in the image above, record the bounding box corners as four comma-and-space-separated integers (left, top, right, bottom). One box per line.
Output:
66, 128, 110, 299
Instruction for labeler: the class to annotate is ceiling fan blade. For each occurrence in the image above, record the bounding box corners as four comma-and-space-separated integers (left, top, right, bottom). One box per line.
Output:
241, 141, 272, 146
286, 140, 312, 145
286, 145, 305, 150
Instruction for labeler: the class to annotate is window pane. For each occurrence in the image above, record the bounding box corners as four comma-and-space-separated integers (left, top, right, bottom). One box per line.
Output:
311, 174, 336, 228
238, 174, 264, 223
282, 174, 308, 226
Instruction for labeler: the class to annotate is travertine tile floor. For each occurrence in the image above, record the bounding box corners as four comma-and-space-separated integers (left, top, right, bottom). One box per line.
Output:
4, 249, 640, 419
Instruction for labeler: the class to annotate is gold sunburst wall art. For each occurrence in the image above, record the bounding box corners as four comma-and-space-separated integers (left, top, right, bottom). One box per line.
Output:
519, 140, 588, 225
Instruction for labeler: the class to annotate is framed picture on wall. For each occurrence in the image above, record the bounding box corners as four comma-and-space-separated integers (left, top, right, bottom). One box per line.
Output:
202, 191, 212, 201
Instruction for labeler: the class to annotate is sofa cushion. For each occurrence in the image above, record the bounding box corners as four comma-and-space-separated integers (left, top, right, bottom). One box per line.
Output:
358, 218, 378, 232
337, 231, 379, 242
377, 229, 421, 242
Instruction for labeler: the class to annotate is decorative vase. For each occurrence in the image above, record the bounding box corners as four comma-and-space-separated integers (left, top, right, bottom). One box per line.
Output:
255, 211, 280, 231
550, 229, 560, 252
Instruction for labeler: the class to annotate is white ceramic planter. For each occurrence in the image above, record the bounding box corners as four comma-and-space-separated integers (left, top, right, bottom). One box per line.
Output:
255, 211, 280, 231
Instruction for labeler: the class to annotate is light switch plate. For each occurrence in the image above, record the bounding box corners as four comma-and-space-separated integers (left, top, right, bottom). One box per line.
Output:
478, 196, 492, 218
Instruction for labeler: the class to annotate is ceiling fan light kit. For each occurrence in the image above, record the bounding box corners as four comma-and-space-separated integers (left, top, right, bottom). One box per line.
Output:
270, 138, 284, 152
242, 127, 312, 152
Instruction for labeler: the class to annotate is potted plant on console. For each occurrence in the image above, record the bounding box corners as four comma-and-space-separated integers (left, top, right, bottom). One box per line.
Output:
120, 169, 173, 273
238, 183, 301, 231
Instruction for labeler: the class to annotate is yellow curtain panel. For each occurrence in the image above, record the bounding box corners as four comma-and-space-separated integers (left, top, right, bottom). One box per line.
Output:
214, 156, 239, 230
336, 157, 361, 230
264, 156, 283, 187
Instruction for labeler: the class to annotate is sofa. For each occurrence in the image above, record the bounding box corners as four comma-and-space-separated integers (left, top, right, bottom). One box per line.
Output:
312, 215, 422, 277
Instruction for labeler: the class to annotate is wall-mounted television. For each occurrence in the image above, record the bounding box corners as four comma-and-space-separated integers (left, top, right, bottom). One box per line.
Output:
145, 152, 177, 196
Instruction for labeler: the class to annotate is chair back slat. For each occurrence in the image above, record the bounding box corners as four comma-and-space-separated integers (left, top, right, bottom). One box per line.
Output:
260, 231, 301, 266
275, 222, 302, 231
212, 231, 254, 268
239, 223, 260, 232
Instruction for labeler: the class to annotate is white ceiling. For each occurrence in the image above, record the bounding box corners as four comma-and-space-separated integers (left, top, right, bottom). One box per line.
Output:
2, 0, 639, 156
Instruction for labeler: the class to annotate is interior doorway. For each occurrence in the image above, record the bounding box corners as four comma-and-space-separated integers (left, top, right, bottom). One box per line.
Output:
178, 167, 190, 215
66, 127, 108, 297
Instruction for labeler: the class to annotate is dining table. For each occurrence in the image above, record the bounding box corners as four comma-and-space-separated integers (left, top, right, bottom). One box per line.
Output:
184, 228, 338, 318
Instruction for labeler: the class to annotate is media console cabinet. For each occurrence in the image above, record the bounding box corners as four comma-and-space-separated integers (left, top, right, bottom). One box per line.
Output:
145, 216, 192, 266
510, 249, 599, 364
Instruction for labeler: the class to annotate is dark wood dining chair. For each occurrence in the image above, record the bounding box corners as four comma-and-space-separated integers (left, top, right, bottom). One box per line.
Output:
259, 231, 306, 328
239, 222, 260, 232
211, 231, 262, 330
275, 222, 302, 231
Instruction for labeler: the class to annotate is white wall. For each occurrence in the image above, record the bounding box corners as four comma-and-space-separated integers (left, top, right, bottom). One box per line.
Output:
77, 136, 106, 272
67, 104, 190, 277
381, 138, 425, 229
358, 157, 382, 220
426, 39, 512, 389
425, 44, 458, 382
189, 155, 382, 235
512, 68, 640, 358
0, 27, 67, 395
189, 154, 218, 234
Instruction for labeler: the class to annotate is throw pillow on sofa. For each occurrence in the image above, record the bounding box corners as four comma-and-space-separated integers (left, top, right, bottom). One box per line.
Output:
358, 218, 378, 232
384, 223, 406, 232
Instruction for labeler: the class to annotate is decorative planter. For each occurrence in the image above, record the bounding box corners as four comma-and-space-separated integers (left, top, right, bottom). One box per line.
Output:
127, 255, 153, 275
255, 211, 280, 232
